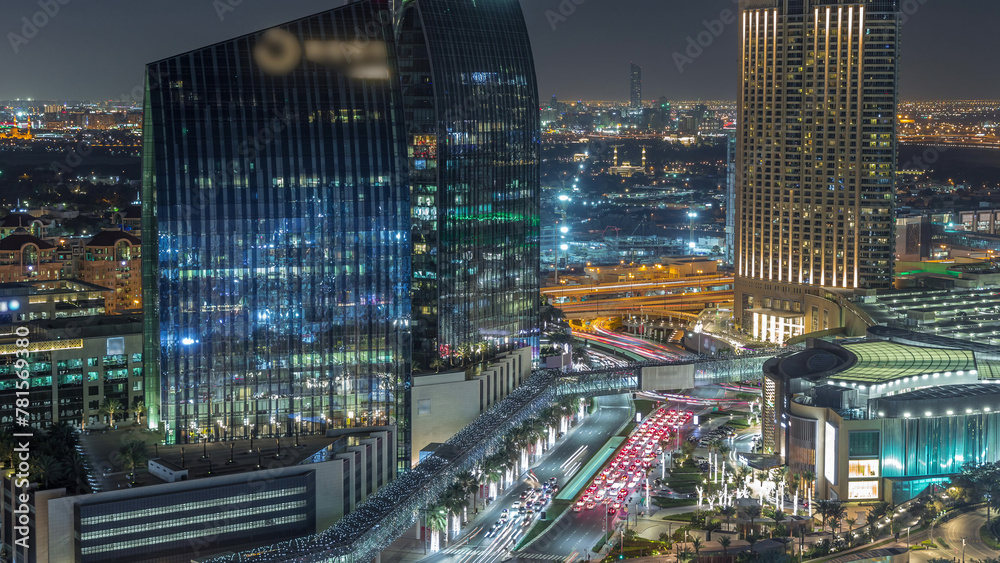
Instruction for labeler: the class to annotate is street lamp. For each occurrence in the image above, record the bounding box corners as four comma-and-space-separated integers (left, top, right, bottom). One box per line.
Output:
963, 536, 967, 563
687, 211, 697, 252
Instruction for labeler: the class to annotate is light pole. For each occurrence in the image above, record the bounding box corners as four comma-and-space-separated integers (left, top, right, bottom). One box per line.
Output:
906, 526, 911, 549
687, 211, 697, 252
962, 536, 967, 563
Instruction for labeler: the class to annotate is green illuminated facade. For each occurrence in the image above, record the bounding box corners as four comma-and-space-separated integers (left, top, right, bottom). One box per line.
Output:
399, 0, 541, 368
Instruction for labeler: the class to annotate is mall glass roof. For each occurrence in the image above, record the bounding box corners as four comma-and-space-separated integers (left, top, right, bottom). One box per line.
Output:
836, 341, 977, 383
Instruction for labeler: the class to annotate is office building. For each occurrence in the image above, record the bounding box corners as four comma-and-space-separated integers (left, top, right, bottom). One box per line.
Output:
142, 2, 412, 465
763, 329, 1000, 503
0, 280, 142, 429
630, 62, 642, 109
398, 0, 540, 368
734, 0, 901, 344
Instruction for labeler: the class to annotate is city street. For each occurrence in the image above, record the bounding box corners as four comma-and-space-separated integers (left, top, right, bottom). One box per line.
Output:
414, 394, 633, 563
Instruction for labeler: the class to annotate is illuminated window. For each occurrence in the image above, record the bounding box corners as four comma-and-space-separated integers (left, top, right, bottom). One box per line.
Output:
848, 459, 879, 478
825, 422, 838, 485
848, 480, 878, 500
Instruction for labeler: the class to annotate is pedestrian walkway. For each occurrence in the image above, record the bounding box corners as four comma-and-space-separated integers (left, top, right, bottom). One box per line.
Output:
515, 552, 568, 560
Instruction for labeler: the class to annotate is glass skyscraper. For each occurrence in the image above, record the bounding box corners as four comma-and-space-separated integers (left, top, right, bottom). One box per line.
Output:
398, 0, 541, 368
142, 1, 412, 462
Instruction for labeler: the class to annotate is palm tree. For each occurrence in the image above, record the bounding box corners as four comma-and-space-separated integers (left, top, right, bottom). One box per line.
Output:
45, 420, 78, 446
0, 427, 14, 469
131, 399, 147, 426
815, 499, 835, 532
455, 470, 480, 512
845, 516, 857, 542
829, 502, 847, 535
770, 510, 787, 538
456, 344, 472, 367
719, 505, 737, 532
430, 357, 446, 373
704, 519, 722, 541
117, 439, 148, 484
691, 537, 703, 560
99, 397, 124, 427
744, 504, 762, 538
426, 507, 448, 548
746, 532, 762, 557
719, 535, 731, 558
31, 454, 66, 489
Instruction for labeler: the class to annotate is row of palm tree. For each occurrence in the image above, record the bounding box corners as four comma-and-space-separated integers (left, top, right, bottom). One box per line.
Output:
95, 397, 147, 427
425, 395, 584, 547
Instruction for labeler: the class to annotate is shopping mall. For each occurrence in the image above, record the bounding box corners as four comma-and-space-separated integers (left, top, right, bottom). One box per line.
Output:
763, 327, 1000, 503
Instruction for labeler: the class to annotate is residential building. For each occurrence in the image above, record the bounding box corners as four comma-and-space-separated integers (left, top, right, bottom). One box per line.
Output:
735, 0, 901, 343
78, 229, 141, 314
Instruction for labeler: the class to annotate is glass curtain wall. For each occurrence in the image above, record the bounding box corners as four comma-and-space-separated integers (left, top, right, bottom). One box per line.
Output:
398, 0, 541, 369
142, 1, 412, 465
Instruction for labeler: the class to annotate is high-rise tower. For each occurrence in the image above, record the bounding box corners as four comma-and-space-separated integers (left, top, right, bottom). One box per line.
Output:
142, 1, 412, 463
630, 62, 642, 109
734, 0, 900, 344
399, 0, 541, 368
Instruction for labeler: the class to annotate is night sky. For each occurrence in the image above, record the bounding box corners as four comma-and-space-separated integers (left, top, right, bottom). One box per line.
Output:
0, 0, 995, 102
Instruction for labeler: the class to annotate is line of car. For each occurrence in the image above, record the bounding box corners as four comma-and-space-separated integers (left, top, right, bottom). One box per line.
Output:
573, 408, 693, 517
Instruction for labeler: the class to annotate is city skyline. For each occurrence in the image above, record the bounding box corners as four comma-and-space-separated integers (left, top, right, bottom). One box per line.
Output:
0, 0, 995, 102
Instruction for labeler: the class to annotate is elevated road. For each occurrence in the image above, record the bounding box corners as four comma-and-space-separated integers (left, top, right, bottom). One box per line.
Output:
542, 276, 734, 301
559, 291, 733, 318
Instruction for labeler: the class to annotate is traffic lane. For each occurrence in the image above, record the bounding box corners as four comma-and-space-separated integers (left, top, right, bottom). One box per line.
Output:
939, 508, 994, 561
420, 395, 632, 563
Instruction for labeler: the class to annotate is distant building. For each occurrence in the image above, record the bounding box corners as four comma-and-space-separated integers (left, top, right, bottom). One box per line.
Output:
0, 212, 48, 239
78, 229, 141, 314
629, 62, 642, 109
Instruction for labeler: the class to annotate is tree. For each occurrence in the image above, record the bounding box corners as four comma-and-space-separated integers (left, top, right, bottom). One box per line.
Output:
117, 439, 148, 484
744, 504, 762, 538
719, 535, 731, 558
31, 454, 66, 489
828, 502, 847, 535
130, 399, 146, 426
99, 397, 124, 427
692, 537, 703, 560
719, 505, 737, 532
704, 519, 722, 542
430, 357, 446, 373
455, 470, 479, 512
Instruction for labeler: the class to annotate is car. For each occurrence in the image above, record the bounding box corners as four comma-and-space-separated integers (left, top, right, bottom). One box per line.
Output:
520, 492, 529, 499
586, 502, 596, 510
513, 501, 520, 509
607, 506, 617, 515
573, 504, 583, 512
522, 516, 532, 527
501, 509, 509, 520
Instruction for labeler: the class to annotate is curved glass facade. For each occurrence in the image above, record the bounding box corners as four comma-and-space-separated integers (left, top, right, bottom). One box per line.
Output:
398, 0, 541, 368
142, 2, 412, 460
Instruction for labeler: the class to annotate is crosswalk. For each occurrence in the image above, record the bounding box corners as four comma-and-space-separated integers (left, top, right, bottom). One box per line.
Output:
516, 553, 568, 561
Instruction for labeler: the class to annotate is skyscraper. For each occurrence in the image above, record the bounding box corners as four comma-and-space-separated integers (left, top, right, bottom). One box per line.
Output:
142, 1, 412, 463
398, 0, 541, 368
734, 0, 900, 344
630, 62, 642, 108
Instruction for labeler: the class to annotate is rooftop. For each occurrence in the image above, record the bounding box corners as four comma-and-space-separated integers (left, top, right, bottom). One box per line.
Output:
836, 341, 976, 384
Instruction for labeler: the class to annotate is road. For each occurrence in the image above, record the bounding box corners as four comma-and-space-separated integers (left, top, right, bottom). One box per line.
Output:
516, 399, 702, 561
417, 394, 633, 563
575, 321, 689, 362
910, 507, 997, 563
